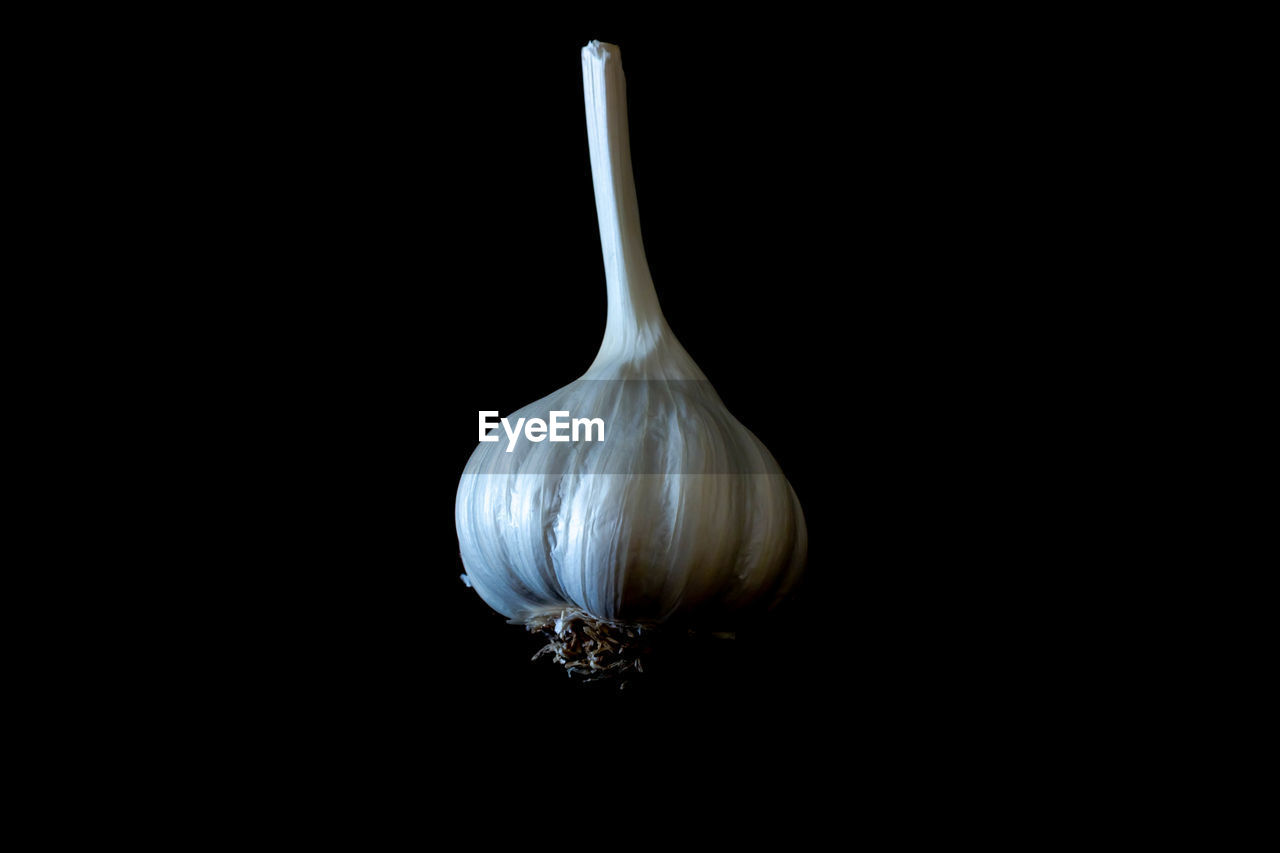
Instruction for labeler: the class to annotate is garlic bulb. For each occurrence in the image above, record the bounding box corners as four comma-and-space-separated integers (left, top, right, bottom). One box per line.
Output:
455, 40, 806, 674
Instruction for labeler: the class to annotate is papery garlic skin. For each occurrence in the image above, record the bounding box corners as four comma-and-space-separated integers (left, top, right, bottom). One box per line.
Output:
456, 381, 808, 625
455, 41, 806, 635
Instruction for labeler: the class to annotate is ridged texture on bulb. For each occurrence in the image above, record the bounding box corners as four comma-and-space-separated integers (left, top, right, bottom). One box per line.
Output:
455, 41, 807, 628
456, 380, 807, 624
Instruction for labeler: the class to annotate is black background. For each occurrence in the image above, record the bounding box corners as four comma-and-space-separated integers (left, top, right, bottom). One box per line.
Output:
124, 10, 1116, 785
34, 4, 1245, 828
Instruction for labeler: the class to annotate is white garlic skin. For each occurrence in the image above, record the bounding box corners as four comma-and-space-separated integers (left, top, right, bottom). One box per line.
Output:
455, 379, 808, 625
454, 41, 807, 628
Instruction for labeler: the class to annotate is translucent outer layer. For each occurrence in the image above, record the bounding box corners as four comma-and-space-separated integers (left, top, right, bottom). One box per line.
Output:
454, 41, 807, 626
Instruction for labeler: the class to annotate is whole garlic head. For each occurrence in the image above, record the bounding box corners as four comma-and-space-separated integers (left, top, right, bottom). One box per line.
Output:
455, 41, 807, 671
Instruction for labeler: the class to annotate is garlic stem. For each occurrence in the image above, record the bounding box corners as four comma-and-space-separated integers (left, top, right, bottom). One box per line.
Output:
581, 41, 701, 378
